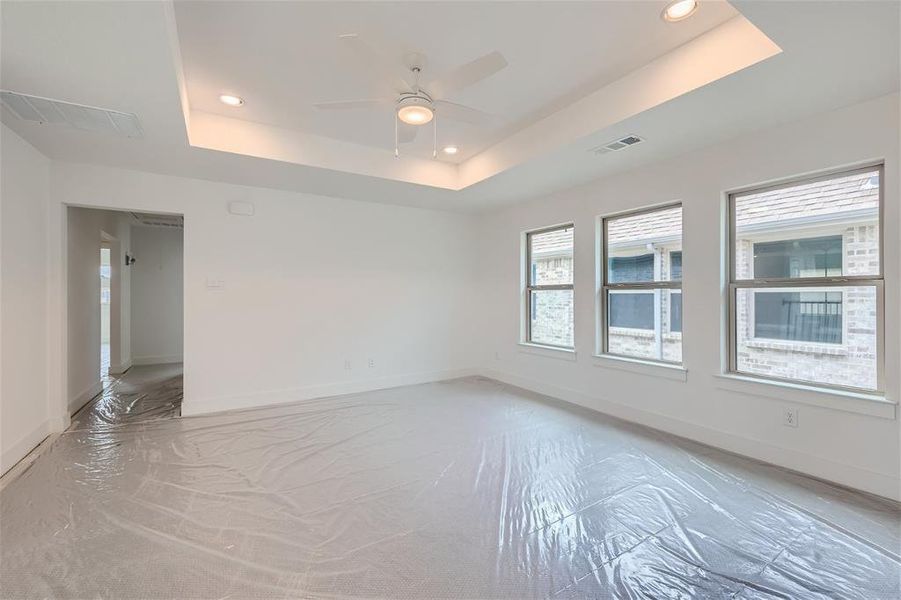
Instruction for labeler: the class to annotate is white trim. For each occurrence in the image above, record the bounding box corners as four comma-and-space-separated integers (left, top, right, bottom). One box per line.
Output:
0, 419, 53, 476
481, 369, 900, 501
131, 354, 183, 366
517, 342, 577, 361
69, 380, 103, 415
182, 367, 479, 416
714, 374, 895, 419
592, 354, 687, 381
736, 207, 879, 237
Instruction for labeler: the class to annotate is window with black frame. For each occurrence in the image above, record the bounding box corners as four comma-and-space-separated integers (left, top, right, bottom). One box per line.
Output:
525, 225, 574, 348
729, 165, 883, 392
601, 204, 682, 364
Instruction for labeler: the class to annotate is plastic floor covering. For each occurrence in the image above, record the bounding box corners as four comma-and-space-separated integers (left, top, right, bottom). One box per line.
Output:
1, 375, 899, 599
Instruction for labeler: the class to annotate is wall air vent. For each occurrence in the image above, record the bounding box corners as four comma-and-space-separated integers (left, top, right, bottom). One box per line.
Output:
0, 90, 143, 138
591, 135, 644, 155
130, 212, 184, 229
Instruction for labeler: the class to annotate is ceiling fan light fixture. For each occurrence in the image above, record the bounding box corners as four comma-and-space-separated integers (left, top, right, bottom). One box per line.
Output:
442, 145, 459, 155
396, 96, 434, 125
662, 0, 698, 22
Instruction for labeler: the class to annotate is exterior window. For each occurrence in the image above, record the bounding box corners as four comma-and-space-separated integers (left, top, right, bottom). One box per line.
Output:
729, 166, 883, 391
601, 204, 682, 363
525, 225, 574, 348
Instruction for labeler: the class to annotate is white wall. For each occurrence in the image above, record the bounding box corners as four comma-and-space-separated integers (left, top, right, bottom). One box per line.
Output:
477, 93, 901, 500
130, 226, 183, 365
0, 124, 51, 474
49, 165, 480, 417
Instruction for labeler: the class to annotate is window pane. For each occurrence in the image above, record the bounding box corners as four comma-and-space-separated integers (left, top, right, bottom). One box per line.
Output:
753, 236, 842, 279
609, 254, 653, 283
606, 289, 682, 363
609, 291, 653, 329
670, 251, 682, 281
670, 291, 682, 333
753, 291, 842, 343
606, 206, 682, 283
530, 289, 573, 347
735, 286, 877, 390
734, 169, 880, 279
530, 226, 573, 285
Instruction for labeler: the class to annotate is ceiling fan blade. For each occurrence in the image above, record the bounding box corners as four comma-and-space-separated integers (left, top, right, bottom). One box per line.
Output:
429, 51, 507, 99
435, 100, 497, 125
313, 99, 388, 110
339, 33, 414, 95
397, 121, 419, 143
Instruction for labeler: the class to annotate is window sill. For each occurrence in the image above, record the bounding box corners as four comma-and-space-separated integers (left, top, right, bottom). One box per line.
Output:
592, 354, 687, 381
518, 342, 577, 362
744, 339, 847, 356
714, 374, 895, 419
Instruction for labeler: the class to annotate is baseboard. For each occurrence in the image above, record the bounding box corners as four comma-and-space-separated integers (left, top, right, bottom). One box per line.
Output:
183, 368, 479, 417
108, 358, 133, 375
480, 368, 901, 502
131, 354, 183, 366
68, 380, 103, 416
1, 419, 53, 476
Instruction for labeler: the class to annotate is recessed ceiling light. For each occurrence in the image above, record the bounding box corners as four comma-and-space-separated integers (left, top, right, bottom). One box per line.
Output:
662, 0, 698, 22
219, 94, 244, 107
442, 145, 459, 155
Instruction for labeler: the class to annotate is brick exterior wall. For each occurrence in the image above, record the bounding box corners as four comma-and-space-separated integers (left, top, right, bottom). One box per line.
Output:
735, 223, 878, 390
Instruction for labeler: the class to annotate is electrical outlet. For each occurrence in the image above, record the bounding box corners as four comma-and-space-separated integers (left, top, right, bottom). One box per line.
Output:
783, 407, 799, 428
368, 358, 375, 369
344, 360, 351, 371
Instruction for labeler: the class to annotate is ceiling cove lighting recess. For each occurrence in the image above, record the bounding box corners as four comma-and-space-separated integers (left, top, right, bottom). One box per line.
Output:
219, 94, 245, 107
662, 0, 699, 22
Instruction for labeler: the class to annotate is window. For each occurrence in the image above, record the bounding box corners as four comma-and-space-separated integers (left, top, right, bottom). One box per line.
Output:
729, 166, 883, 392
601, 204, 682, 363
525, 225, 574, 348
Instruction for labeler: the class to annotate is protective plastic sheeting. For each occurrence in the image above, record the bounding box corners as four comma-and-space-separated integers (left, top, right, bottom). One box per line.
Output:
1, 376, 898, 598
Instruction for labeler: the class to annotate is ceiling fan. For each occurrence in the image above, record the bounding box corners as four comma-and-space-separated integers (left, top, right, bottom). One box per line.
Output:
314, 34, 508, 157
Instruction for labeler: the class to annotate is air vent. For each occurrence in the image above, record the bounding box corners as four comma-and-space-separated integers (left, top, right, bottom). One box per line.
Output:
591, 135, 644, 155
0, 90, 143, 138
130, 212, 183, 229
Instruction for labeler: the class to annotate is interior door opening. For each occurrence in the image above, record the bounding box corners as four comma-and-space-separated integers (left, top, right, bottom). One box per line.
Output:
100, 245, 111, 380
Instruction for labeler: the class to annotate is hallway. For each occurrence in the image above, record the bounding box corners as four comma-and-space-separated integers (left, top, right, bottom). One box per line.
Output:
71, 363, 183, 430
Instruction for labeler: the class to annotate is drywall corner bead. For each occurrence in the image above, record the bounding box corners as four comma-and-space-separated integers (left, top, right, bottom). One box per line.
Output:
227, 201, 255, 216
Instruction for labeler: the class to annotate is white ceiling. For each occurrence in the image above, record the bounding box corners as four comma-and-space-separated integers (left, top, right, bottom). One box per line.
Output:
174, 1, 738, 162
1, 1, 898, 212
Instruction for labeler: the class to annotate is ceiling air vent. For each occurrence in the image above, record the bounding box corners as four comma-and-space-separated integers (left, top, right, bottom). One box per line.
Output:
0, 90, 143, 138
591, 135, 644, 155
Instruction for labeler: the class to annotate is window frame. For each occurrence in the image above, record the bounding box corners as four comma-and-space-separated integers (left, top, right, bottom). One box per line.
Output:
599, 202, 683, 364
727, 163, 885, 393
524, 223, 575, 349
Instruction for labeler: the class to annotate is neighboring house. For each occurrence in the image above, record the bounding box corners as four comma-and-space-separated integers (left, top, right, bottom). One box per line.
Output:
529, 228, 575, 348
733, 171, 879, 390
528, 171, 879, 390
605, 206, 683, 363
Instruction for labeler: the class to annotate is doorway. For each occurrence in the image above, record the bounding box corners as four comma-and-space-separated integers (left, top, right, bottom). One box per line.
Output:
100, 245, 111, 380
